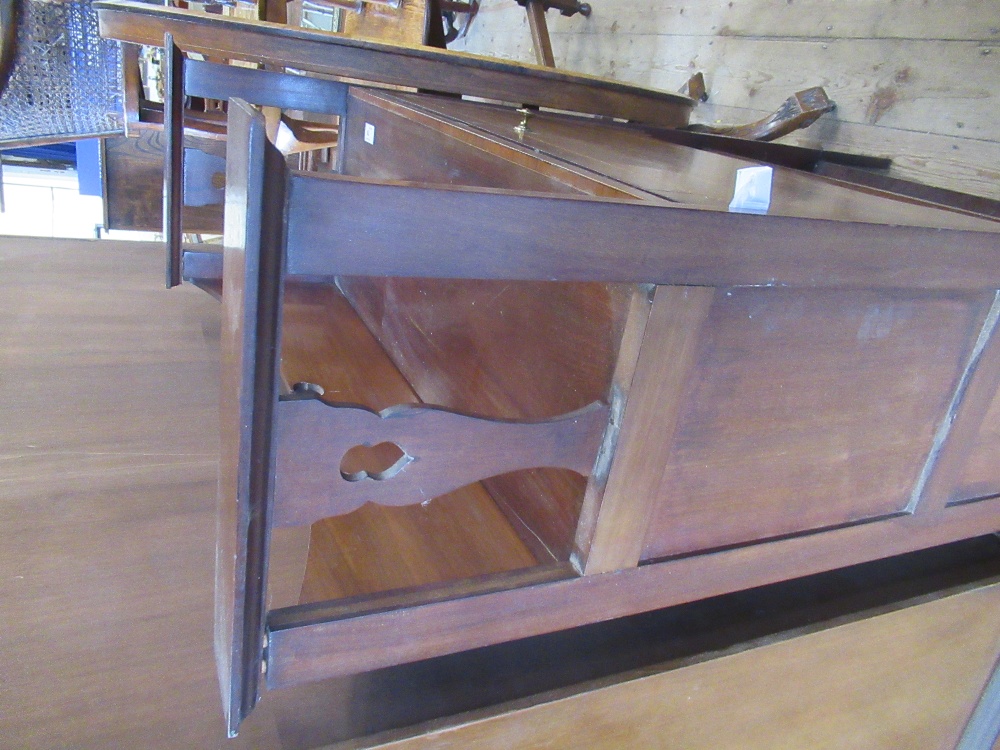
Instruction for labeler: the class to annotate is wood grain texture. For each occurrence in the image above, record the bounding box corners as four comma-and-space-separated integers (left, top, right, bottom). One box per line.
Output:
284, 174, 1000, 289
341, 0, 428, 46
104, 128, 225, 233
266, 497, 1000, 688
0, 236, 293, 748
279, 282, 543, 603
340, 88, 645, 198
95, 1, 693, 127
642, 288, 992, 560
578, 285, 713, 575
327, 582, 1000, 750
398, 92, 1000, 226
272, 397, 608, 526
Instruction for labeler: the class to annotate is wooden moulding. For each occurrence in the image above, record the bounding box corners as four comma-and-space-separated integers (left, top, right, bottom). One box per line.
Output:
94, 0, 693, 128
283, 174, 1000, 291
215, 100, 287, 738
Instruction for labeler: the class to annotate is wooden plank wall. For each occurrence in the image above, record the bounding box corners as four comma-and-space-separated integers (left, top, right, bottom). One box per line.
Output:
453, 0, 1000, 201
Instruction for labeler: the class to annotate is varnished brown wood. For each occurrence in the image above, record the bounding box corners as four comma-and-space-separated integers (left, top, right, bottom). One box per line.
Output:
216, 99, 287, 736
0, 0, 18, 97
572, 284, 654, 571
279, 282, 544, 603
578, 285, 714, 575
284, 173, 1000, 290
272, 396, 608, 527
641, 288, 993, 560
688, 86, 835, 142
95, 1, 693, 127
325, 582, 1000, 750
104, 130, 225, 233
341, 0, 428, 47
266, 497, 1000, 688
339, 88, 643, 198
912, 293, 1000, 511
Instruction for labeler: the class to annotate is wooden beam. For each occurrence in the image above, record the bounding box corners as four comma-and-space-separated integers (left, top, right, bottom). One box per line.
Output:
282, 173, 1000, 291
94, 1, 692, 128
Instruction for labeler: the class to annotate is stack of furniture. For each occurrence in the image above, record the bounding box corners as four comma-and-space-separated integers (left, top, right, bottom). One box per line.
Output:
93, 2, 1000, 744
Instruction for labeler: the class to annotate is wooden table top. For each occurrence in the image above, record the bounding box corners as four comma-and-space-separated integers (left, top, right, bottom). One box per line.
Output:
94, 0, 693, 127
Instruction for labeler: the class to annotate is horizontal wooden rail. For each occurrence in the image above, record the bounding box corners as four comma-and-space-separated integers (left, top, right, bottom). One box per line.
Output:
284, 173, 1000, 291
265, 498, 1000, 688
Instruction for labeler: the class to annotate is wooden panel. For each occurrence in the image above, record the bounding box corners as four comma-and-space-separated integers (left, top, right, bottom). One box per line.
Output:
279, 282, 543, 603
578, 285, 713, 575
912, 293, 1000, 510
341, 0, 428, 46
401, 93, 1000, 226
95, 1, 693, 128
337, 582, 1000, 750
454, 0, 1000, 201
641, 288, 991, 560
340, 89, 641, 198
104, 129, 225, 233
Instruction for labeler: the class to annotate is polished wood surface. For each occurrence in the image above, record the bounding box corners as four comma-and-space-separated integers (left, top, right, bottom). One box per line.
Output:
398, 92, 1000, 228
104, 128, 225, 234
95, 1, 693, 127
580, 285, 714, 574
341, 0, 428, 46
0, 0, 18, 96
279, 281, 545, 601
333, 581, 1000, 750
284, 172, 1000, 290
216, 100, 289, 735
641, 288, 995, 560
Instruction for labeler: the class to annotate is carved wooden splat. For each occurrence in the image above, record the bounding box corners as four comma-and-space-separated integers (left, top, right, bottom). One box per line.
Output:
272, 393, 611, 527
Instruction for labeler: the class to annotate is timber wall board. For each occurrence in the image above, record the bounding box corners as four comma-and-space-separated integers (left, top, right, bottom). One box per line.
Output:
453, 0, 1000, 201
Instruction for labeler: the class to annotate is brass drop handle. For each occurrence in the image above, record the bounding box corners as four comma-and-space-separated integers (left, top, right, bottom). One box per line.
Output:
514, 107, 532, 138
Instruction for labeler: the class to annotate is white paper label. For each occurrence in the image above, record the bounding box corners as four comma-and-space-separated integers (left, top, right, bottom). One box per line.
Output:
364, 122, 376, 145
728, 166, 773, 215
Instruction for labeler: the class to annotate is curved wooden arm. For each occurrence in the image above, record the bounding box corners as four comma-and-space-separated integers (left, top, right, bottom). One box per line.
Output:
0, 0, 21, 97
688, 86, 835, 142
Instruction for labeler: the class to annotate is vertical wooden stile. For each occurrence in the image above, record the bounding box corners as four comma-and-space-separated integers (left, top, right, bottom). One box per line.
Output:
574, 284, 714, 575
909, 291, 1000, 512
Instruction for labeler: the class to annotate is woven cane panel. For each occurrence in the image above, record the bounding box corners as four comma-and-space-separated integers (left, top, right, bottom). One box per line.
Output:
0, 0, 123, 145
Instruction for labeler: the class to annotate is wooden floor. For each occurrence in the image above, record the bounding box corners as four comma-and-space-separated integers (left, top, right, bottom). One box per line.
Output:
453, 0, 1000, 201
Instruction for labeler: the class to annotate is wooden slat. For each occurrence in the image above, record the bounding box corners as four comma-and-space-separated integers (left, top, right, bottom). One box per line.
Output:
94, 1, 693, 128
216, 99, 288, 737
283, 174, 1000, 290
912, 292, 1000, 511
265, 498, 1000, 688
576, 285, 713, 575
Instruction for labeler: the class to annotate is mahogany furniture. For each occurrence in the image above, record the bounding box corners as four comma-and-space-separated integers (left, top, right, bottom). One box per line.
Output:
183, 87, 1000, 736
94, 4, 1000, 736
